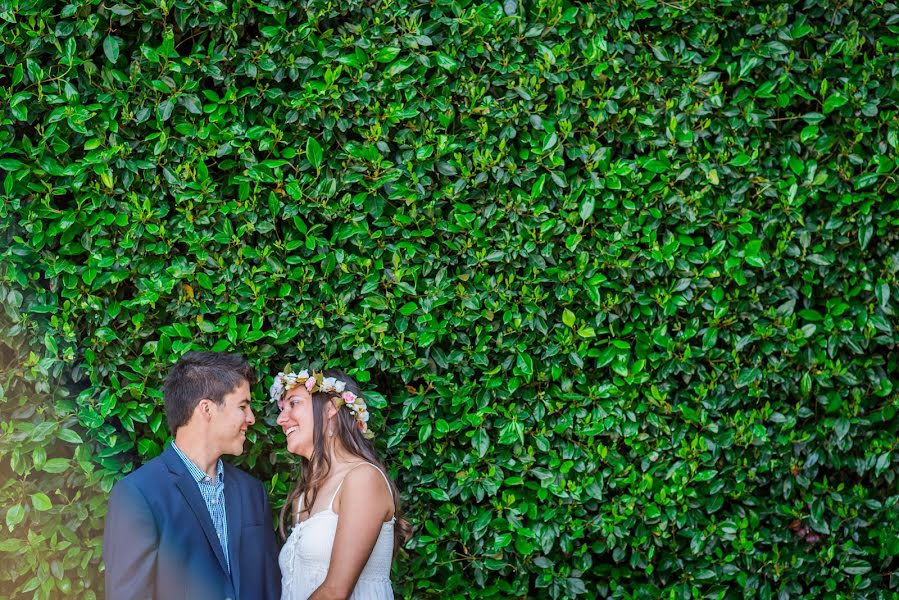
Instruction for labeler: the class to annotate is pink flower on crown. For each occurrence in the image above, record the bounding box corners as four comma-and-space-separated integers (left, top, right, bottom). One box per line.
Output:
341, 391, 356, 404
304, 377, 317, 392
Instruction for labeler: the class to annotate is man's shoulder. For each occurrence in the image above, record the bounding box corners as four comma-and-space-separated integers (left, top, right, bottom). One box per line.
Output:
223, 461, 263, 488
113, 453, 171, 491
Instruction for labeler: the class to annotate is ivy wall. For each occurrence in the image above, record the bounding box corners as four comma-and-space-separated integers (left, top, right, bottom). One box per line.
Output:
2, 0, 899, 598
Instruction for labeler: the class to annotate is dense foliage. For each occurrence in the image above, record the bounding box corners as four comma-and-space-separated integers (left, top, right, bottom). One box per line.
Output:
2, 0, 899, 597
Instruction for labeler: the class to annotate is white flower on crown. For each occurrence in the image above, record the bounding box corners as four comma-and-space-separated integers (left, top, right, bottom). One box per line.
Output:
321, 377, 338, 391
334, 380, 346, 393
269, 379, 285, 403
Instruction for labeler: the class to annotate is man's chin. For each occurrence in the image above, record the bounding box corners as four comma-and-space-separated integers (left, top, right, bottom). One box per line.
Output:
224, 441, 246, 456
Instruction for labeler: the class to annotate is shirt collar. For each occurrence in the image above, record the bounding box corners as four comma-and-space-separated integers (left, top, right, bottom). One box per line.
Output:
171, 442, 225, 484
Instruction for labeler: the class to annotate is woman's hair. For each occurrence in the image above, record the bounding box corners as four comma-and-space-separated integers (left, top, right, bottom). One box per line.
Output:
278, 369, 411, 553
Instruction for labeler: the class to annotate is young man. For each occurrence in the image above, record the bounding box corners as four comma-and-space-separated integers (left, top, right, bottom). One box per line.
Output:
103, 352, 281, 600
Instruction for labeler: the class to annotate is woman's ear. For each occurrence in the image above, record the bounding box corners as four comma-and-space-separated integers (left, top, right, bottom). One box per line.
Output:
325, 398, 339, 420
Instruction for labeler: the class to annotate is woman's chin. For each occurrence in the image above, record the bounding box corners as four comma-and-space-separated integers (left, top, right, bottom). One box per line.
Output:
286, 441, 310, 458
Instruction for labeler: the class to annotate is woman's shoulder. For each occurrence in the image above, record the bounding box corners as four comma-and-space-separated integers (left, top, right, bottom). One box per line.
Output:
341, 462, 389, 489
335, 462, 394, 516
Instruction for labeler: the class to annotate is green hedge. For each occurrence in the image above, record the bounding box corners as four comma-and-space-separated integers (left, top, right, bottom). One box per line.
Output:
2, 0, 899, 597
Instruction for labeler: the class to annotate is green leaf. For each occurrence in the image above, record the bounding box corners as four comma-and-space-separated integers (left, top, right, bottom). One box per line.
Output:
843, 561, 871, 575
0, 159, 25, 172
375, 47, 401, 62
42, 458, 70, 474
800, 124, 819, 143
306, 137, 323, 170
643, 159, 667, 173
435, 53, 458, 71
859, 223, 873, 250
472, 428, 489, 458
516, 352, 533, 377
541, 132, 558, 153
834, 417, 850, 440
428, 488, 450, 502
730, 154, 752, 167
579, 196, 595, 221
58, 429, 83, 444
181, 95, 203, 115
800, 372, 812, 396
854, 173, 878, 190
876, 280, 890, 309
103, 36, 121, 63
5, 505, 24, 529
823, 93, 848, 114
31, 493, 52, 511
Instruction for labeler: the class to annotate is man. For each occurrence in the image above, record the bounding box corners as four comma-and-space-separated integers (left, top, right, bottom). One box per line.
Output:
103, 351, 281, 600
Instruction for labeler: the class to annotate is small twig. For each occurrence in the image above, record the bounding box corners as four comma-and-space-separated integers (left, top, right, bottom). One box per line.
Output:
877, 164, 899, 193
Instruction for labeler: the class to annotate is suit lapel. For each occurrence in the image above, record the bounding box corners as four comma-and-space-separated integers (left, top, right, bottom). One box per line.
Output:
224, 464, 243, 595
163, 446, 230, 575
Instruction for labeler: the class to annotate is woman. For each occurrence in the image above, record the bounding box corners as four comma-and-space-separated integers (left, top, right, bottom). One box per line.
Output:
272, 368, 411, 600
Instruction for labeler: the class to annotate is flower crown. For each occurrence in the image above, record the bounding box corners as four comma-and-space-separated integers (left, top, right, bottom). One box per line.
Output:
270, 368, 373, 439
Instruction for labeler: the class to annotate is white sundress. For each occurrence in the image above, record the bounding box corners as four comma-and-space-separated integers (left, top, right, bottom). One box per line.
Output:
279, 463, 395, 600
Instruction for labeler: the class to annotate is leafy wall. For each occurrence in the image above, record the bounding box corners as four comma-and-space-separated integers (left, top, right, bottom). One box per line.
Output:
2, 0, 899, 598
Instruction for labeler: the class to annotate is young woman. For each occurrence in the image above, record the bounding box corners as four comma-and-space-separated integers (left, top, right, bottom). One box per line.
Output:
272, 368, 411, 600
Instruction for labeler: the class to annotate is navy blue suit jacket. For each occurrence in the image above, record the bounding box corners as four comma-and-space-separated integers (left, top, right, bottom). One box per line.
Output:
103, 444, 281, 600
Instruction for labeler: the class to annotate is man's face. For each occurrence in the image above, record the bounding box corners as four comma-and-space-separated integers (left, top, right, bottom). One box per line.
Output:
210, 379, 255, 456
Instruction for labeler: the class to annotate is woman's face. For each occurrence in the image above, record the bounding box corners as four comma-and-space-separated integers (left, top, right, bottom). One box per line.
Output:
276, 387, 316, 458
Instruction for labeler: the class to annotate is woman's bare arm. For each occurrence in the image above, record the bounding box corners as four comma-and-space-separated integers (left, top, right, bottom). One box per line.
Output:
308, 466, 394, 600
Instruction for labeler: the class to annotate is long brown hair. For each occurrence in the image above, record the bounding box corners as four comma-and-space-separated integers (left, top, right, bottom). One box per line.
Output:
278, 369, 411, 553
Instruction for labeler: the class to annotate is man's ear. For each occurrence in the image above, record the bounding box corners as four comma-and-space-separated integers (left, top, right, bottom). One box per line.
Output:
196, 399, 213, 422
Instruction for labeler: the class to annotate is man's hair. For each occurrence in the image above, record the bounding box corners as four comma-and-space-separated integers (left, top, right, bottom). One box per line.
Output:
163, 351, 255, 434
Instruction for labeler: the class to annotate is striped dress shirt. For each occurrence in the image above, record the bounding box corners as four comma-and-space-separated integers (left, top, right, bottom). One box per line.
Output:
171, 442, 230, 573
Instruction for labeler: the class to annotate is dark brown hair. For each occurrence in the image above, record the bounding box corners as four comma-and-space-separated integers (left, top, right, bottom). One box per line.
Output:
278, 369, 411, 553
163, 351, 255, 434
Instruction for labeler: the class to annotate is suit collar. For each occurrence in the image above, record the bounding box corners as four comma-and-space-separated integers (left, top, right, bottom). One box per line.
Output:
167, 442, 225, 484
162, 445, 231, 576
224, 462, 243, 595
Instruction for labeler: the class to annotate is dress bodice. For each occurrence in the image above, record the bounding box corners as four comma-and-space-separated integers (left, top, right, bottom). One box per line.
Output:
279, 463, 395, 600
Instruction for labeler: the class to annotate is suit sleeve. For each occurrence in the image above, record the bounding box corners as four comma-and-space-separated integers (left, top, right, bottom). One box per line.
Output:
260, 480, 282, 600
103, 478, 159, 600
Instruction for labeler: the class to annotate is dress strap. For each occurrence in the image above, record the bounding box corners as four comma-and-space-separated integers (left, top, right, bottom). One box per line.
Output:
328, 462, 394, 511
294, 492, 304, 525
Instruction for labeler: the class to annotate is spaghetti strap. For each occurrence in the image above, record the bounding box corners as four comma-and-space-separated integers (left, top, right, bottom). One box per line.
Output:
327, 462, 394, 511
294, 493, 304, 525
